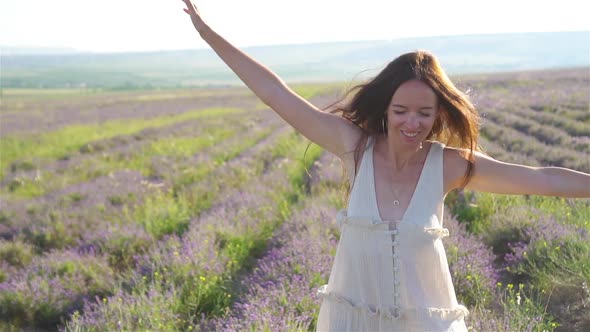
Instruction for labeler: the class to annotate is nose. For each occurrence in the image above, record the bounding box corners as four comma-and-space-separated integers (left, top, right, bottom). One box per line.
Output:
405, 114, 420, 129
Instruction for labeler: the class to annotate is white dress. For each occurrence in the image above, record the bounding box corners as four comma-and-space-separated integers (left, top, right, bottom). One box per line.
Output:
316, 136, 469, 331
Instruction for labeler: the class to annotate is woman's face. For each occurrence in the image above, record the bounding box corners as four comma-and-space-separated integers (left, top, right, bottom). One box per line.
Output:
386, 79, 439, 147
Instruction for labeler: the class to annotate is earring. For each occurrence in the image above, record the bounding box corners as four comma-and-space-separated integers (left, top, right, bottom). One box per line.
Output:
382, 118, 386, 134
419, 141, 423, 149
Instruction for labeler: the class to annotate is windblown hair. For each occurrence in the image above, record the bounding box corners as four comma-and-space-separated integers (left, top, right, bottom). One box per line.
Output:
328, 50, 481, 196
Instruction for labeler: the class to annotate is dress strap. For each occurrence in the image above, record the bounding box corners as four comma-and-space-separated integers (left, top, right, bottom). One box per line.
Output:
346, 136, 377, 215
402, 141, 445, 224
349, 136, 375, 191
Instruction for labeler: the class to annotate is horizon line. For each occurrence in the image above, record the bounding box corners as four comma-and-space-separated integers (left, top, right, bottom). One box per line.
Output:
2, 29, 589, 56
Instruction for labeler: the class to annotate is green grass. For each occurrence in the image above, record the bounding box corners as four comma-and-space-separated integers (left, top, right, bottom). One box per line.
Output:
447, 191, 590, 234
1, 107, 247, 180
62, 132, 323, 331
1, 88, 96, 97
291, 82, 345, 99
3, 118, 238, 198
467, 283, 559, 331
448, 190, 590, 330
161, 133, 322, 327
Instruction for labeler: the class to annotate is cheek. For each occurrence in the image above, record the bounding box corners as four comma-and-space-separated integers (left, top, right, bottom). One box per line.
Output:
387, 110, 404, 126
388, 117, 405, 129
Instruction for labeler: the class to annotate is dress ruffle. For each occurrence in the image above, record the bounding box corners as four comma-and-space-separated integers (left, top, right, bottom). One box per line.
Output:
317, 285, 402, 319
336, 210, 450, 241
317, 285, 469, 321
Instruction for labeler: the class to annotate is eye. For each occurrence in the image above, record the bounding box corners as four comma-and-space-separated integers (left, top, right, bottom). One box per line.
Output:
419, 112, 432, 117
393, 110, 405, 114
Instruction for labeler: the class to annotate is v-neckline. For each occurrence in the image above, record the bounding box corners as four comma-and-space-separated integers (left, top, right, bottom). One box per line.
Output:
371, 137, 434, 223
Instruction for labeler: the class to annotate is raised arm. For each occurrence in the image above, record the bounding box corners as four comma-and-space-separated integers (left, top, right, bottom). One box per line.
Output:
444, 148, 590, 197
180, 0, 362, 158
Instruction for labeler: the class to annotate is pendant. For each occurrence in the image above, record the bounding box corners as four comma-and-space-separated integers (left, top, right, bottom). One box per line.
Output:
393, 200, 400, 205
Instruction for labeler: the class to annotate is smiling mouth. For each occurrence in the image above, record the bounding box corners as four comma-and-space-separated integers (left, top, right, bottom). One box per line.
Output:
401, 130, 420, 138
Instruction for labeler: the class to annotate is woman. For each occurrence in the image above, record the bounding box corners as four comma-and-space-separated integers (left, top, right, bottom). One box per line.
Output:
179, 1, 590, 331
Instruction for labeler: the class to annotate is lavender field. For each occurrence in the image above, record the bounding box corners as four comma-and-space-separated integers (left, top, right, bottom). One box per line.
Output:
0, 68, 589, 331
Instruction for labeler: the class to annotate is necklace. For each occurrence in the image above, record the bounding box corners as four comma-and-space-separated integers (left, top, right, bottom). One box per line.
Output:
386, 165, 402, 206
381, 139, 425, 208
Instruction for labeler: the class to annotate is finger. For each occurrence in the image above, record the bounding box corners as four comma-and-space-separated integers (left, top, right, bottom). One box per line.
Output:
182, 0, 194, 9
181, 1, 195, 12
181, 0, 191, 10
185, 0, 197, 11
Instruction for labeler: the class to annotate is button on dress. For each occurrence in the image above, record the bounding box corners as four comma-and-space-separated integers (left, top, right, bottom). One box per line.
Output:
316, 136, 469, 331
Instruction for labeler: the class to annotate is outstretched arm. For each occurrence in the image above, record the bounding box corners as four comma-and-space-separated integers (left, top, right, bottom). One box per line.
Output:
445, 149, 590, 197
180, 0, 361, 158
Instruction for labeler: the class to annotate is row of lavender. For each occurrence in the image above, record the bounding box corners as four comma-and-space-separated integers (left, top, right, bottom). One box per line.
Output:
1, 110, 282, 249
197, 152, 345, 331
1, 106, 268, 197
0, 106, 308, 330
467, 68, 590, 173
454, 68, 590, 331
1, 88, 262, 138
60, 128, 323, 330
2, 69, 588, 331
1, 85, 337, 330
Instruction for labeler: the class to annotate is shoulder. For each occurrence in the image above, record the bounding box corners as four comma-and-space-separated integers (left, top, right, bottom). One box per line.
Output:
442, 146, 470, 192
428, 140, 446, 152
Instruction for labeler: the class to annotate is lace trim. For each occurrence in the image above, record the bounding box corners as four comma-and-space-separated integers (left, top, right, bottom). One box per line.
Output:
337, 210, 449, 239
317, 285, 468, 321
317, 285, 402, 319
424, 227, 450, 239
336, 210, 381, 228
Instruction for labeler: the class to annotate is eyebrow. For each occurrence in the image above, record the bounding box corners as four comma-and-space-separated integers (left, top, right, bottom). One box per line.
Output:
391, 104, 434, 110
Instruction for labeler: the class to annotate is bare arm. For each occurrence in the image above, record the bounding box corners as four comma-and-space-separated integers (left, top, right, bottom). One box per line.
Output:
180, 1, 361, 158
444, 148, 590, 197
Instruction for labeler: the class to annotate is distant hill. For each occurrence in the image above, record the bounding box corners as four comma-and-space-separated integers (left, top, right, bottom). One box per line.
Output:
1, 46, 82, 56
2, 31, 589, 89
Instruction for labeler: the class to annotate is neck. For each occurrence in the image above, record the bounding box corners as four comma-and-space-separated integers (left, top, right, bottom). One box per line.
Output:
379, 135, 424, 171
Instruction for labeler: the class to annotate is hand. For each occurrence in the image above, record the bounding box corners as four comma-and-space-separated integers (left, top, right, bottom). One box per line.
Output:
181, 0, 208, 33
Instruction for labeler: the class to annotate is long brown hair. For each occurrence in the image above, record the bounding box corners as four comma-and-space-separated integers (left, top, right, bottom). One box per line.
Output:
327, 50, 481, 196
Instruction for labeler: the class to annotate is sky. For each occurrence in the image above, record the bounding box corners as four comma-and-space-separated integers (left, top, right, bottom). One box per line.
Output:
1, 0, 589, 53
